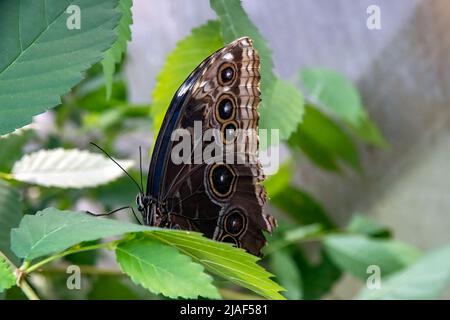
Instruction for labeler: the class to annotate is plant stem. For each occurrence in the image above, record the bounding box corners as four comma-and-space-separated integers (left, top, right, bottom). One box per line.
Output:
38, 265, 123, 277
19, 279, 40, 300
0, 251, 40, 300
25, 241, 115, 274
0, 172, 13, 180
13, 241, 118, 299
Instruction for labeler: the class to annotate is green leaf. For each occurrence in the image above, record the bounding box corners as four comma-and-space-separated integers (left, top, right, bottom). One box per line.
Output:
270, 186, 336, 229
349, 117, 389, 148
64, 240, 99, 266
262, 161, 292, 198
300, 68, 364, 125
11, 208, 152, 260
76, 80, 127, 111
151, 20, 224, 136
210, 0, 274, 89
102, 0, 133, 98
289, 105, 360, 171
347, 214, 391, 238
88, 276, 140, 300
292, 247, 341, 300
210, 0, 303, 141
0, 254, 16, 293
90, 176, 138, 208
11, 148, 134, 188
2, 286, 27, 300
357, 244, 450, 300
0, 179, 22, 264
300, 68, 387, 148
261, 78, 304, 143
264, 224, 324, 257
83, 108, 123, 131
116, 238, 220, 299
12, 209, 284, 299
0, 129, 33, 173
147, 231, 286, 300
324, 234, 421, 280
284, 224, 324, 243
269, 249, 302, 299
0, 0, 121, 135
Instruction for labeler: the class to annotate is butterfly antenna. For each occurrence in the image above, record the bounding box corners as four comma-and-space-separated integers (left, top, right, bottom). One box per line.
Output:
89, 142, 143, 194
139, 146, 144, 193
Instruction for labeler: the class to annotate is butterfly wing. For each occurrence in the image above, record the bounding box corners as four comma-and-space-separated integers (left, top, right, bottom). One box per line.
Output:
146, 37, 276, 256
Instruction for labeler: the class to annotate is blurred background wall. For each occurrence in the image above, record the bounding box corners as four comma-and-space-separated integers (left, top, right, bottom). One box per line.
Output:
124, 0, 450, 298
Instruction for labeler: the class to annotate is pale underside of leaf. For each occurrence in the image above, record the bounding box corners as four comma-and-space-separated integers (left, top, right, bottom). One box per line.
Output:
12, 148, 134, 188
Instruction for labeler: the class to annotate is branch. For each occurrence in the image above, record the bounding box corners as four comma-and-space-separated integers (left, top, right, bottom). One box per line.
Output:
24, 241, 116, 274
38, 265, 123, 277
0, 251, 40, 300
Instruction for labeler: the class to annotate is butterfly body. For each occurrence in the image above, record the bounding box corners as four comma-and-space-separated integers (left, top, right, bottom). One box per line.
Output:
136, 37, 276, 256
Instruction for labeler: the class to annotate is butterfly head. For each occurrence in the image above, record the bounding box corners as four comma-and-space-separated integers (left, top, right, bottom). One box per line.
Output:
136, 193, 163, 226
136, 193, 152, 213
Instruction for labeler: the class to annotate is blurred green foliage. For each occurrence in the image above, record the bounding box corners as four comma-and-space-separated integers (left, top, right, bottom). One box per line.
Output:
0, 0, 449, 300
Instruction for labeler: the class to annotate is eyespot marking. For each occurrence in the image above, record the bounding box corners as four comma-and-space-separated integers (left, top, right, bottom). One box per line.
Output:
207, 163, 236, 199
218, 62, 237, 86
224, 209, 247, 236
221, 121, 238, 144
215, 94, 237, 123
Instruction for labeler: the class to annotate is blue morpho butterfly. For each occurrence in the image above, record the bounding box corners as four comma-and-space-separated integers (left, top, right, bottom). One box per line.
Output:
91, 37, 276, 256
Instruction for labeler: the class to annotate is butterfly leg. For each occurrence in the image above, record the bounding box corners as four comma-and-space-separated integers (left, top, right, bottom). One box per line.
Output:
85, 206, 143, 225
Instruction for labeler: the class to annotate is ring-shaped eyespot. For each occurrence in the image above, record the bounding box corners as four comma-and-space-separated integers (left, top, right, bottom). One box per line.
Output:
215, 94, 236, 123
217, 62, 237, 86
224, 209, 247, 236
220, 234, 239, 247
207, 163, 236, 199
221, 121, 239, 144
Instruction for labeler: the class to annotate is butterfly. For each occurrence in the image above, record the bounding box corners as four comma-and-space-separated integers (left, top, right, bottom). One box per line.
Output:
106, 37, 276, 256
